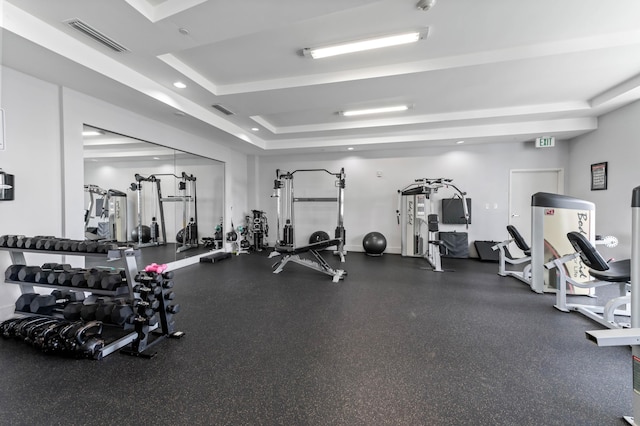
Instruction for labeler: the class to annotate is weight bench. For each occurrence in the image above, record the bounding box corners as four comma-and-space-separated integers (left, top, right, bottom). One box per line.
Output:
491, 225, 532, 285
545, 231, 630, 329
269, 239, 346, 282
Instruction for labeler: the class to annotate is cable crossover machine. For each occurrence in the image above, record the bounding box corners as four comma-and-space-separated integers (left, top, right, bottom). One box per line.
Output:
269, 168, 346, 282
130, 172, 198, 253
397, 178, 469, 272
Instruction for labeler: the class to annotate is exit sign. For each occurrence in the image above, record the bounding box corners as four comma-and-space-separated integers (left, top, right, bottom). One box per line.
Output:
535, 136, 555, 148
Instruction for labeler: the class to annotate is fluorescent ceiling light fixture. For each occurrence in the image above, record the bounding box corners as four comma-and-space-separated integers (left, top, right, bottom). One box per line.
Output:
347, 147, 355, 151
303, 30, 425, 59
173, 81, 187, 89
456, 140, 465, 144
340, 105, 409, 117
82, 130, 102, 136
251, 127, 260, 132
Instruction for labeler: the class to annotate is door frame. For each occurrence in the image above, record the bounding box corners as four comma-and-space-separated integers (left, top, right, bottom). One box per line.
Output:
508, 168, 564, 225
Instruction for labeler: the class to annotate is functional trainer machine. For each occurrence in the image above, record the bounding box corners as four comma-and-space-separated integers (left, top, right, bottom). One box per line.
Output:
131, 172, 198, 252
397, 178, 469, 272
491, 225, 532, 285
269, 168, 346, 281
585, 186, 640, 424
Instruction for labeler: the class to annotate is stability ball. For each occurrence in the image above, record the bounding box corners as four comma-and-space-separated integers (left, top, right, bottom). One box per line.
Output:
362, 231, 387, 256
131, 225, 151, 243
309, 230, 330, 244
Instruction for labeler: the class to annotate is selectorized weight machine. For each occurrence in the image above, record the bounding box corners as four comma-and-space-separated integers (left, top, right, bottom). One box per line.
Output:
84, 184, 128, 242
397, 178, 469, 272
269, 168, 346, 282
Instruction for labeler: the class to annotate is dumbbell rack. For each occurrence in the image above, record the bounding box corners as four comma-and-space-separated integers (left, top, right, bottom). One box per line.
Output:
1, 245, 170, 358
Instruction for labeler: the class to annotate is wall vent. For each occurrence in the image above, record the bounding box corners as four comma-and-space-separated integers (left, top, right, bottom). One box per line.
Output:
211, 104, 235, 115
64, 18, 129, 53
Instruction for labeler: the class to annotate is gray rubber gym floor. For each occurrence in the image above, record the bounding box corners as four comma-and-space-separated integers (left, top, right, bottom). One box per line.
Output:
0, 251, 632, 425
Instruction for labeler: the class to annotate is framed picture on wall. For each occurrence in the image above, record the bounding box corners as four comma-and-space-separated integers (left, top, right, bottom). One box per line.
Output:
591, 162, 608, 191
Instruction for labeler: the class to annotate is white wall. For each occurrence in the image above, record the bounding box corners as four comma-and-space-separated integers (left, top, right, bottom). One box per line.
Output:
256, 141, 570, 254
0, 66, 248, 319
567, 99, 640, 261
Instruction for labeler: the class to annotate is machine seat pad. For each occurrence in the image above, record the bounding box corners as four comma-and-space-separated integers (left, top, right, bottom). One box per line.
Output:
275, 239, 341, 254
589, 259, 630, 282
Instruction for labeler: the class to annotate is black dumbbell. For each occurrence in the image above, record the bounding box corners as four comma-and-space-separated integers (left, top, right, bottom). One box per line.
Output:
87, 270, 112, 289
70, 270, 91, 287
96, 241, 118, 253
6, 235, 26, 248
166, 304, 181, 315
80, 303, 99, 321
5, 265, 26, 281
57, 268, 85, 287
17, 266, 42, 282
15, 293, 39, 312
164, 291, 176, 301
0, 235, 9, 247
62, 302, 83, 321
46, 264, 73, 285
111, 302, 135, 326
30, 294, 57, 315
44, 238, 65, 251
95, 300, 117, 324
51, 289, 84, 303
162, 280, 174, 289
23, 236, 56, 249
162, 271, 174, 280
54, 239, 72, 251
85, 241, 99, 253
101, 271, 127, 291
34, 263, 61, 284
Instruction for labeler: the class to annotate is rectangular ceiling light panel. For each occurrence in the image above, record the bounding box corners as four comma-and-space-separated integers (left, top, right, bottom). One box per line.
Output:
304, 30, 425, 59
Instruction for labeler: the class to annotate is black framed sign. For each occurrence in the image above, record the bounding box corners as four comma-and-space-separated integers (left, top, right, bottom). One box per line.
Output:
591, 162, 608, 191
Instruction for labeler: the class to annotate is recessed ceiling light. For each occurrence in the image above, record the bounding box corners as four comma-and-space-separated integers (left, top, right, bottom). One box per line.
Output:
347, 147, 355, 151
153, 157, 160, 160
340, 105, 409, 117
178, 28, 190, 36
303, 30, 426, 59
456, 140, 465, 144
173, 81, 187, 89
251, 127, 260, 132
174, 111, 186, 117
82, 130, 102, 136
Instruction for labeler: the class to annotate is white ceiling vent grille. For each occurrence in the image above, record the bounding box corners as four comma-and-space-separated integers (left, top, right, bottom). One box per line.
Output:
211, 104, 235, 115
64, 18, 129, 53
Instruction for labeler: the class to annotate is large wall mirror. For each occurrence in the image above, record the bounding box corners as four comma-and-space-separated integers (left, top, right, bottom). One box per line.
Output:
83, 125, 225, 264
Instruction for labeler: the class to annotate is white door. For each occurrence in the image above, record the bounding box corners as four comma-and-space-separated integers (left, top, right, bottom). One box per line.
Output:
508, 169, 563, 257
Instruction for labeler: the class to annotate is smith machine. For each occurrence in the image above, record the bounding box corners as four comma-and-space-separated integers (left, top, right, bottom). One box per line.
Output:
269, 168, 346, 282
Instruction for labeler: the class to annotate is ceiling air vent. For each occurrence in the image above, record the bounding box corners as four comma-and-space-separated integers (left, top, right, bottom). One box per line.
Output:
64, 18, 129, 53
211, 104, 235, 116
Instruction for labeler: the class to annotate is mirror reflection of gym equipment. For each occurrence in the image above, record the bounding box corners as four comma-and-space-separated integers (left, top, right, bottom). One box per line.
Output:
130, 172, 198, 253
397, 178, 469, 272
269, 168, 347, 282
84, 185, 128, 243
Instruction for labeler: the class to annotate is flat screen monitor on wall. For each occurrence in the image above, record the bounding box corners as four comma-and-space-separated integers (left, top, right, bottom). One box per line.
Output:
441, 197, 471, 224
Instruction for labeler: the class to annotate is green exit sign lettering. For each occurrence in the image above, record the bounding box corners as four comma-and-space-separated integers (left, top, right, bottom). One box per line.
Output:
535, 136, 555, 148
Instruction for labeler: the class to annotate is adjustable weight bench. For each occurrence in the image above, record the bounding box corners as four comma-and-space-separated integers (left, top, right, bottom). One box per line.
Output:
545, 231, 630, 329
269, 238, 346, 282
